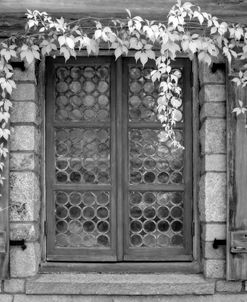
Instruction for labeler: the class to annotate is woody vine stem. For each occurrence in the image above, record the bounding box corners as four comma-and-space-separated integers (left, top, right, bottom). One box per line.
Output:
0, 0, 247, 193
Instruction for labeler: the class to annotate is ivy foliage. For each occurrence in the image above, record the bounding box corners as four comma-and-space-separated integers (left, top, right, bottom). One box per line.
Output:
0, 0, 247, 191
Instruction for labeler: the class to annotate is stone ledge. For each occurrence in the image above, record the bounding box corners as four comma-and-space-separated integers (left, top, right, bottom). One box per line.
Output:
26, 273, 215, 296
13, 295, 247, 302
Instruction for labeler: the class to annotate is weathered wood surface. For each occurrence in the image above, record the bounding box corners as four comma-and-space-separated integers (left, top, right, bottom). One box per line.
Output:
227, 68, 247, 280
1, 0, 247, 37
1, 0, 247, 17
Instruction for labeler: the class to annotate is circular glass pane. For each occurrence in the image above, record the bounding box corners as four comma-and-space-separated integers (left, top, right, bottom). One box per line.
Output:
56, 206, 68, 219
56, 191, 68, 205
97, 221, 109, 233
130, 192, 142, 205
171, 206, 183, 219
171, 220, 183, 232
97, 234, 109, 247
157, 234, 170, 246
82, 206, 95, 219
143, 207, 156, 219
56, 220, 68, 233
143, 158, 156, 170
143, 192, 155, 205
83, 220, 95, 233
130, 234, 142, 247
130, 171, 142, 184
70, 172, 81, 183
144, 172, 155, 183
157, 220, 169, 232
68, 220, 82, 233
97, 207, 109, 219
69, 206, 81, 219
69, 192, 81, 205
157, 206, 169, 219
143, 234, 156, 247
157, 172, 169, 184
130, 206, 142, 219
130, 220, 142, 233
56, 172, 68, 183
83, 192, 96, 206
143, 220, 156, 233
97, 192, 109, 205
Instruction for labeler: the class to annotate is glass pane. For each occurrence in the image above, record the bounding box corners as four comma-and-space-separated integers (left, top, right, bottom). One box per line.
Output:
129, 129, 184, 184
129, 191, 184, 248
128, 65, 183, 122
55, 65, 110, 122
55, 128, 110, 184
55, 191, 111, 248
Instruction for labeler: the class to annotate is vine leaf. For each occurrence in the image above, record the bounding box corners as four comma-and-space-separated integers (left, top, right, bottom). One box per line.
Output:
125, 8, 131, 18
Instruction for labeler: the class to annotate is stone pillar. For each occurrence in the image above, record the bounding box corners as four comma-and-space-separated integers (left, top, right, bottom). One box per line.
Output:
198, 59, 227, 278
9, 62, 41, 278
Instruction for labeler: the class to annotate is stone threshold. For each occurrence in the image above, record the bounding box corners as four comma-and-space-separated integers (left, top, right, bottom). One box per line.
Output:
26, 273, 215, 295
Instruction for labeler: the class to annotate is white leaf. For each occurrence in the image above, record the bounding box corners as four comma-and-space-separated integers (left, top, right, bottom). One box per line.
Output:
134, 51, 142, 63
146, 49, 155, 60
66, 37, 75, 49
125, 8, 131, 18
95, 29, 102, 40
58, 35, 66, 46
114, 47, 122, 60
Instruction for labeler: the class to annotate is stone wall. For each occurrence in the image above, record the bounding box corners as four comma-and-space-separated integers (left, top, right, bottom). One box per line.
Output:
0, 58, 246, 302
198, 59, 227, 279
9, 61, 41, 279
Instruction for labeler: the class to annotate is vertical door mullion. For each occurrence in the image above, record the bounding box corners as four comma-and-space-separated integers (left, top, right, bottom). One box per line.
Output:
181, 59, 193, 255
122, 58, 130, 259
116, 57, 124, 260
110, 58, 118, 259
46, 58, 56, 256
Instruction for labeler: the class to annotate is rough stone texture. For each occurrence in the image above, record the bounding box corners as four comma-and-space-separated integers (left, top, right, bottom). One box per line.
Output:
13, 62, 36, 82
203, 241, 225, 260
202, 155, 226, 173
4, 279, 25, 293
0, 295, 13, 302
114, 296, 247, 302
13, 295, 247, 302
216, 280, 242, 292
10, 242, 41, 277
203, 259, 225, 278
12, 83, 36, 101
199, 173, 226, 222
10, 152, 39, 171
10, 126, 40, 152
199, 62, 225, 85
200, 103, 226, 120
10, 172, 40, 221
11, 102, 39, 124
10, 222, 39, 241
14, 296, 114, 302
199, 85, 226, 103
200, 119, 226, 154
26, 274, 215, 295
202, 223, 226, 241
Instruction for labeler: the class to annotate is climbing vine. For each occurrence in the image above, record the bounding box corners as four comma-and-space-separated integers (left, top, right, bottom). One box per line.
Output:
0, 0, 247, 191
